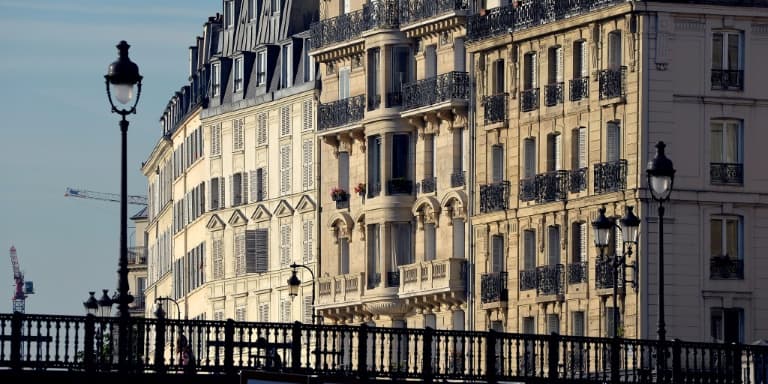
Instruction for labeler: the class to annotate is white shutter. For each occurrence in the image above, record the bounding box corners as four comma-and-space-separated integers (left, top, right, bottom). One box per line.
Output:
579, 222, 587, 263
580, 42, 589, 78
303, 220, 313, 263
524, 138, 536, 178
524, 230, 536, 270
258, 303, 269, 322
578, 127, 587, 168
302, 139, 314, 190
280, 106, 291, 136
531, 53, 538, 88
339, 68, 350, 99
555, 134, 562, 171
280, 298, 291, 322
302, 100, 313, 132
606, 122, 620, 162
280, 224, 291, 267
556, 47, 564, 83
235, 306, 246, 322
219, 176, 226, 209
213, 239, 224, 279
262, 168, 268, 200
615, 226, 623, 257
242, 172, 249, 204
303, 296, 313, 324
280, 145, 291, 194
233, 119, 244, 151
257, 113, 267, 145
250, 170, 259, 202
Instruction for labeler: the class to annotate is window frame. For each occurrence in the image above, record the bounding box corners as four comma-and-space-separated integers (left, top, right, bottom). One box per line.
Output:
256, 50, 267, 86
211, 62, 221, 97
233, 56, 244, 93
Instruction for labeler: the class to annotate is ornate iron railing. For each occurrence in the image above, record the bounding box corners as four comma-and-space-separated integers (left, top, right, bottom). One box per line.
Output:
594, 159, 627, 194
387, 178, 413, 195
450, 170, 466, 187
536, 264, 565, 296
309, 9, 366, 50
520, 177, 537, 202
364, 0, 400, 30
520, 88, 539, 112
569, 76, 589, 101
520, 171, 569, 203
519, 269, 537, 291
482, 93, 508, 124
595, 258, 623, 290
545, 82, 564, 106
480, 271, 508, 303
598, 67, 626, 100
710, 163, 743, 185
417, 177, 437, 194
569, 167, 588, 193
567, 261, 588, 284
368, 94, 382, 111
367, 182, 382, 198
127, 246, 147, 265
711, 69, 744, 91
479, 181, 510, 213
399, 0, 468, 25
402, 71, 470, 111
386, 91, 403, 107
318, 95, 365, 130
710, 257, 744, 279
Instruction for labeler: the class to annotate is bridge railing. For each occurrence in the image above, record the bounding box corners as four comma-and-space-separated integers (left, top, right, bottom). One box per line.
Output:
2, 312, 768, 383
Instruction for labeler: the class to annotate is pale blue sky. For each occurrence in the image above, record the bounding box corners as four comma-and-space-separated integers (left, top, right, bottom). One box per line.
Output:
0, 0, 218, 314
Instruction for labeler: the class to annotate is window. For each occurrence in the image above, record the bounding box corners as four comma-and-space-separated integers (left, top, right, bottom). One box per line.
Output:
224, 1, 235, 29
491, 234, 504, 273
391, 223, 413, 270
234, 232, 246, 276
606, 121, 620, 162
339, 67, 351, 99
302, 139, 314, 190
605, 307, 620, 337
302, 220, 313, 263
453, 220, 465, 259
367, 224, 381, 288
424, 223, 436, 261
523, 229, 536, 270
493, 59, 505, 94
548, 46, 563, 85
249, 0, 257, 19
256, 51, 267, 86
572, 311, 585, 336
210, 124, 222, 156
711, 31, 743, 90
212, 63, 221, 97
212, 238, 224, 280
271, 0, 281, 14
522, 316, 536, 334
546, 133, 562, 171
210, 177, 225, 210
341, 0, 350, 14
303, 40, 314, 82
250, 167, 267, 202
572, 127, 587, 169
280, 224, 291, 267
368, 136, 381, 197
523, 52, 538, 90
281, 44, 292, 88
234, 57, 244, 92
280, 105, 291, 136
258, 303, 269, 322
710, 216, 743, 279
280, 144, 291, 194
391, 133, 410, 181
231, 172, 247, 206
546, 314, 560, 334
338, 152, 349, 193
571, 222, 587, 263
302, 100, 313, 132
303, 296, 313, 324
711, 307, 744, 343
524, 138, 536, 178
573, 40, 588, 78
246, 229, 269, 273
547, 226, 560, 265
235, 305, 247, 322
339, 237, 350, 274
710, 119, 743, 185
232, 119, 244, 151
214, 310, 225, 321
390, 46, 411, 105
280, 297, 291, 322
492, 145, 504, 182
607, 31, 622, 69
256, 113, 267, 145
367, 48, 380, 110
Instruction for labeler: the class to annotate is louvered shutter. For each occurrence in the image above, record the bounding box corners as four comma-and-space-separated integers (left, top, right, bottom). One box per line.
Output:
555, 134, 562, 171
248, 229, 269, 273
548, 226, 560, 265
280, 298, 291, 322
234, 232, 246, 276
259, 303, 269, 322
524, 230, 536, 270
524, 138, 536, 178
242, 172, 249, 204
219, 176, 226, 209
281, 106, 291, 136
229, 176, 235, 207
200, 182, 206, 214
257, 113, 267, 145
235, 307, 246, 322
303, 100, 313, 132
262, 168, 268, 199
303, 296, 313, 324
280, 145, 291, 194
580, 42, 589, 78
492, 145, 504, 182
303, 140, 313, 190
280, 224, 291, 267
250, 170, 259, 202
339, 68, 350, 99
556, 47, 564, 83
210, 178, 218, 210
578, 127, 587, 168
579, 223, 587, 263
606, 122, 620, 162
303, 220, 313, 263
614, 225, 623, 257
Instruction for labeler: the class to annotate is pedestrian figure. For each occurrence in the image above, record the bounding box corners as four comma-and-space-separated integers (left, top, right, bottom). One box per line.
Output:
256, 337, 282, 371
176, 334, 196, 374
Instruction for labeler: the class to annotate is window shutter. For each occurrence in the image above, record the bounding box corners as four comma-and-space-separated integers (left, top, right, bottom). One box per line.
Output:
219, 176, 226, 209
280, 145, 291, 194
606, 122, 620, 162
524, 138, 536, 178
573, 311, 585, 336
555, 134, 562, 171
303, 139, 314, 190
580, 42, 589, 78
259, 303, 269, 322
524, 230, 536, 270
281, 106, 291, 136
578, 127, 587, 168
242, 172, 249, 204
615, 225, 623, 257
302, 100, 313, 132
281, 224, 291, 267
579, 223, 587, 263
492, 145, 504, 182
548, 226, 560, 265
303, 220, 313, 263
339, 68, 350, 99
262, 168, 268, 200
303, 296, 313, 324
280, 298, 291, 322
248, 229, 269, 273
555, 47, 564, 83
257, 113, 267, 145
235, 307, 246, 322
250, 170, 259, 202
234, 232, 246, 276
229, 176, 234, 208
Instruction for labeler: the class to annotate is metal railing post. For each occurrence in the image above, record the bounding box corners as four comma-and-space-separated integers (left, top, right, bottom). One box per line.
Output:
292, 321, 302, 371
672, 339, 682, 384
548, 332, 559, 380
611, 336, 620, 384
10, 311, 22, 371
223, 319, 235, 375
154, 314, 166, 374
732, 342, 743, 384
357, 324, 369, 382
84, 314, 96, 373
423, 327, 434, 384
486, 329, 497, 384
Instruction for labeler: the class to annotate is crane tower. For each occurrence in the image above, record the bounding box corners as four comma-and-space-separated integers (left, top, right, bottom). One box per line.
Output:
9, 246, 33, 313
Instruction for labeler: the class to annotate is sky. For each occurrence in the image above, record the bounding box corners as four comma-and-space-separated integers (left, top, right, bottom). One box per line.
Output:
0, 0, 219, 315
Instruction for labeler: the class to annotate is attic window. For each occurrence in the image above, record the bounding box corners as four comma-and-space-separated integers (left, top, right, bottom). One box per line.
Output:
225, 1, 235, 29
257, 51, 266, 86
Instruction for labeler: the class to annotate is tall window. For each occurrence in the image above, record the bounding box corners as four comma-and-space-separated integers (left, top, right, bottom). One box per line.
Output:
224, 1, 235, 29
425, 45, 437, 79
524, 138, 536, 178
546, 314, 560, 334
572, 311, 585, 336
605, 307, 620, 337
391, 46, 411, 102
491, 234, 504, 273
339, 67, 351, 99
391, 222, 413, 267
368, 224, 381, 288
280, 105, 291, 136
234, 232, 246, 276
523, 230, 536, 270
492, 145, 504, 182
710, 119, 743, 185
233, 57, 244, 92
281, 44, 292, 88
280, 144, 291, 194
258, 303, 269, 322
548, 46, 563, 85
210, 124, 222, 156
339, 237, 350, 274
606, 121, 620, 162
573, 40, 588, 79
367, 48, 380, 109
280, 224, 291, 267
338, 152, 349, 194
607, 31, 622, 69
572, 127, 587, 169
251, 167, 267, 202
235, 305, 247, 322
210, 176, 225, 210
368, 136, 381, 197
453, 220, 465, 259
257, 51, 267, 86
232, 119, 244, 151
711, 307, 744, 343
571, 222, 587, 263
711, 31, 743, 90
523, 53, 538, 90
303, 39, 314, 82
493, 59, 505, 94
280, 297, 291, 322
546, 133, 562, 171
522, 316, 536, 334
212, 63, 221, 97
710, 216, 743, 279
247, 229, 269, 273
547, 226, 560, 265
256, 113, 267, 145
424, 223, 436, 261
212, 238, 224, 279
302, 139, 314, 191
391, 134, 410, 181
231, 172, 247, 206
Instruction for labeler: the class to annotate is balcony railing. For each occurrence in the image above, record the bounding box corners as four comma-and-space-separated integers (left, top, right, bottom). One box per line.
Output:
482, 93, 508, 124
520, 170, 569, 203
519, 269, 537, 291
479, 181, 510, 213
387, 178, 413, 195
569, 77, 589, 101
481, 271, 508, 303
545, 82, 564, 107
711, 69, 744, 91
127, 246, 147, 265
367, 182, 382, 198
598, 67, 626, 100
520, 88, 539, 112
569, 167, 588, 193
467, 0, 624, 41
364, 0, 400, 30
710, 257, 744, 279
386, 91, 403, 107
417, 177, 437, 194
318, 95, 365, 130
567, 261, 588, 284
309, 9, 366, 50
399, 0, 469, 25
594, 159, 627, 194
710, 163, 743, 185
595, 258, 623, 290
536, 264, 565, 296
402, 71, 470, 111
399, 258, 467, 296
450, 170, 466, 187
317, 272, 364, 306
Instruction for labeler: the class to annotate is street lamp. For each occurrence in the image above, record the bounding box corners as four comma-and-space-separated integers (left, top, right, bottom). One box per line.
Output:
84, 292, 99, 316
646, 141, 675, 343
154, 296, 182, 320
105, 40, 142, 373
83, 289, 115, 317
287, 263, 316, 324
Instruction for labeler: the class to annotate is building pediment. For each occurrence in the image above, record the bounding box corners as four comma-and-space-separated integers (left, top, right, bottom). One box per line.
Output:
295, 195, 316, 213
228, 209, 248, 227
251, 204, 272, 222
206, 214, 226, 231
273, 200, 294, 218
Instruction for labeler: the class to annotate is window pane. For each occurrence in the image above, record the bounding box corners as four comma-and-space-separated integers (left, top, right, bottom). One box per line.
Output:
392, 134, 409, 179
725, 122, 740, 162
710, 218, 723, 257
711, 122, 723, 162
712, 33, 723, 70
726, 218, 739, 259
727, 33, 740, 70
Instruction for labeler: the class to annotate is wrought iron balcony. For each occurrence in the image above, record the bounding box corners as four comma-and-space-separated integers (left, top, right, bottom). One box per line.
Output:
710, 163, 743, 185
520, 171, 568, 204
710, 257, 744, 279
520, 88, 539, 112
402, 71, 469, 111
598, 67, 626, 100
594, 159, 627, 194
479, 181, 510, 213
387, 271, 401, 287
399, 0, 469, 26
536, 264, 565, 296
569, 77, 589, 101
450, 170, 466, 187
595, 258, 623, 290
368, 94, 381, 111
481, 271, 508, 303
364, 0, 400, 30
309, 9, 366, 50
318, 95, 365, 130
387, 178, 413, 195
520, 177, 536, 202
711, 69, 744, 91
567, 261, 588, 284
519, 269, 537, 291
127, 246, 147, 265
386, 91, 403, 107
417, 177, 437, 194
482, 93, 508, 124
545, 82, 564, 107
467, 5, 514, 41
569, 167, 588, 193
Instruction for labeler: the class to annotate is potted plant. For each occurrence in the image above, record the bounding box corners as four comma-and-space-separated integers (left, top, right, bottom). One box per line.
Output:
354, 182, 366, 196
330, 187, 348, 202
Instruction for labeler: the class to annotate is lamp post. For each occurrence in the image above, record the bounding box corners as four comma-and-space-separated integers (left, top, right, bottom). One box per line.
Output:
105, 40, 143, 372
287, 263, 316, 324
83, 289, 115, 317
154, 296, 183, 320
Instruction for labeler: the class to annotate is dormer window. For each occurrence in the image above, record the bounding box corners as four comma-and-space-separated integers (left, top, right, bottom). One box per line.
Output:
249, 0, 257, 19
234, 57, 244, 92
271, 0, 281, 14
257, 51, 266, 86
281, 44, 292, 88
224, 1, 235, 29
303, 40, 314, 82
211, 63, 221, 97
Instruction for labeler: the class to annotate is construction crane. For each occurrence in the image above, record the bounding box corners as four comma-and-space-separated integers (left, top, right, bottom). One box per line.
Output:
64, 187, 148, 206
9, 246, 33, 313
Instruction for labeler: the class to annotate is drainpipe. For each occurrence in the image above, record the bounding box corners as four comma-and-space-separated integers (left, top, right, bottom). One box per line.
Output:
467, 44, 477, 332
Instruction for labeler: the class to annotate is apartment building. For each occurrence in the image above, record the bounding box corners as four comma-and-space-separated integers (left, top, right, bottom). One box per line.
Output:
312, 0, 471, 330
142, 0, 319, 325
468, 0, 768, 343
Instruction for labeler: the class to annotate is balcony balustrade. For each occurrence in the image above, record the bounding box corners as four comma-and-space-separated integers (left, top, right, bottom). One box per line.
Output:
536, 264, 565, 296
399, 0, 469, 26
710, 257, 744, 279
386, 91, 403, 107
545, 82, 564, 107
450, 170, 466, 187
317, 272, 364, 306
479, 181, 510, 213
711, 69, 744, 91
363, 0, 400, 30
598, 67, 626, 100
417, 177, 437, 194
399, 258, 467, 297
482, 93, 508, 124
519, 170, 569, 203
318, 95, 365, 131
710, 163, 743, 185
569, 77, 589, 101
387, 178, 413, 195
595, 258, 623, 290
569, 167, 588, 193
309, 9, 366, 50
481, 271, 508, 303
594, 159, 627, 194
402, 71, 469, 111
520, 88, 539, 112
567, 261, 588, 284
519, 269, 537, 291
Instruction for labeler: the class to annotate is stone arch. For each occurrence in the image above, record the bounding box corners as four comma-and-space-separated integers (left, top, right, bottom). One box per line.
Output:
441, 190, 468, 224
412, 196, 441, 229
327, 211, 354, 243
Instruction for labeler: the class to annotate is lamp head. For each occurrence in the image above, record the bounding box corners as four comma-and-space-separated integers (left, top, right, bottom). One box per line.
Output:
97, 289, 113, 317
620, 206, 641, 244
591, 207, 612, 249
105, 41, 142, 108
287, 270, 301, 297
646, 141, 675, 202
83, 291, 98, 316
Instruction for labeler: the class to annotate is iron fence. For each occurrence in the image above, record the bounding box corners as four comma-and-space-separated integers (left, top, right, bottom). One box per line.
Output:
567, 261, 588, 284
569, 76, 589, 101
402, 72, 469, 111
599, 67, 627, 100
711, 69, 744, 91
520, 88, 539, 112
318, 95, 365, 131
594, 159, 627, 194
417, 177, 437, 194
545, 82, 564, 107
399, 0, 468, 25
479, 181, 510, 213
710, 163, 744, 185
